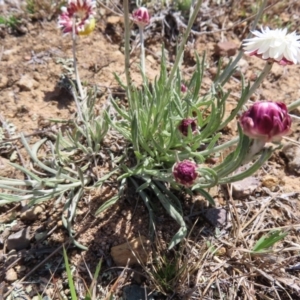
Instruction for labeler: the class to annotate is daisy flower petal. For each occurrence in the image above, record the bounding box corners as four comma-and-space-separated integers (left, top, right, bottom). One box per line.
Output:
242, 27, 300, 65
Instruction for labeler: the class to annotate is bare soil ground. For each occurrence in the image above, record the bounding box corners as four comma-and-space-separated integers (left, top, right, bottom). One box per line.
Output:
0, 0, 300, 299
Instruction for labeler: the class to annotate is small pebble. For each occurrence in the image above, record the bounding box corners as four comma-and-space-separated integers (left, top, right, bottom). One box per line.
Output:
6, 268, 18, 282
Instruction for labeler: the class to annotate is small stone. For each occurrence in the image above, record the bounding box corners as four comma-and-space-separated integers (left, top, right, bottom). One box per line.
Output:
249, 72, 257, 81
146, 55, 156, 64
282, 143, 297, 161
33, 72, 41, 82
214, 41, 238, 57
6, 268, 18, 282
0, 157, 16, 177
235, 58, 249, 77
122, 284, 155, 300
289, 159, 300, 176
0, 75, 8, 88
7, 227, 31, 251
232, 176, 260, 199
15, 265, 26, 272
20, 205, 44, 221
261, 175, 279, 189
281, 143, 300, 175
204, 208, 227, 226
107, 16, 121, 24
111, 236, 151, 266
17, 74, 39, 91
35, 232, 47, 241
216, 247, 227, 256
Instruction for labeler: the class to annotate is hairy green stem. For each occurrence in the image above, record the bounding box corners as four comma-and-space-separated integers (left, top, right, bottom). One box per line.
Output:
198, 137, 239, 156
244, 61, 273, 102
288, 98, 300, 112
139, 26, 146, 77
123, 0, 131, 99
72, 18, 84, 122
241, 138, 266, 165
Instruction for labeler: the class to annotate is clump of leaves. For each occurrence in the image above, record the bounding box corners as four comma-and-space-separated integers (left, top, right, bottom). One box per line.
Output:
251, 230, 288, 254
0, 15, 21, 30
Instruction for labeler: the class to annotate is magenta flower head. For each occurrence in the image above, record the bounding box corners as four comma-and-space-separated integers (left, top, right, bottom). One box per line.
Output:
181, 83, 188, 93
239, 101, 292, 142
173, 160, 198, 187
58, 0, 96, 36
178, 118, 197, 137
132, 7, 150, 28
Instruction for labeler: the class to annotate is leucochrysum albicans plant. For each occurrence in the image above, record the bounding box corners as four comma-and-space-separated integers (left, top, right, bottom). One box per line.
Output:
105, 0, 300, 248
1, 0, 300, 249
0, 0, 111, 250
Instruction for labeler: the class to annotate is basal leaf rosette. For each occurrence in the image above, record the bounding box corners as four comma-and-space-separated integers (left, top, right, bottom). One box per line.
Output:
243, 27, 300, 65
58, 0, 96, 36
239, 101, 292, 142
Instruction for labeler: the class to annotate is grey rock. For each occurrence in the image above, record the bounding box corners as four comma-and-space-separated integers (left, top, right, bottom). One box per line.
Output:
282, 143, 300, 175
7, 227, 31, 251
232, 176, 260, 199
122, 285, 155, 300
204, 208, 227, 227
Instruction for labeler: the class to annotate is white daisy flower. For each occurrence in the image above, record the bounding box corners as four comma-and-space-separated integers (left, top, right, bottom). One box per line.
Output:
243, 27, 300, 65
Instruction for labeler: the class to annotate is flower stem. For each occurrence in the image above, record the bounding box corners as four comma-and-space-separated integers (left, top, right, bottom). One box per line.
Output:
288, 98, 300, 112
139, 26, 146, 77
123, 0, 131, 99
72, 18, 84, 122
198, 137, 239, 156
166, 0, 203, 88
244, 62, 273, 102
242, 139, 266, 165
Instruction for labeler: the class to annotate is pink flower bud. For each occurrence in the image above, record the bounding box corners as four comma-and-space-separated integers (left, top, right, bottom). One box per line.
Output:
239, 101, 292, 142
132, 7, 150, 28
178, 118, 197, 136
173, 160, 198, 187
181, 83, 187, 93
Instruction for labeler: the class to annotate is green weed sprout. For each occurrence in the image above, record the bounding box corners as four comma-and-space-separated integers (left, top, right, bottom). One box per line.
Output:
0, 15, 21, 30
251, 230, 288, 254
63, 246, 104, 299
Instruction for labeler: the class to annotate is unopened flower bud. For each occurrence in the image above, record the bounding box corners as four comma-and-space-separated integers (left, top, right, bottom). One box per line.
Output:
178, 118, 197, 136
173, 160, 198, 187
132, 7, 150, 28
239, 101, 292, 142
181, 83, 187, 93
